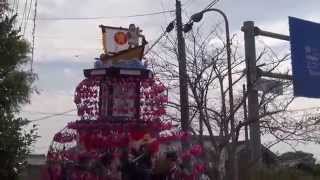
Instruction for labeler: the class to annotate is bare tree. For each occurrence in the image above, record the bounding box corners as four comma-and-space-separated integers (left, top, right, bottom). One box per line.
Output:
147, 23, 320, 180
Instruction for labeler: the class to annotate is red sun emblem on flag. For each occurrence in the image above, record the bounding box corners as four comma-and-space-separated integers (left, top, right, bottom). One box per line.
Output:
114, 32, 128, 45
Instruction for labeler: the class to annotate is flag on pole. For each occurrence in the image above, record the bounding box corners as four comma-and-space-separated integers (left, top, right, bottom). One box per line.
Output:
100, 25, 130, 55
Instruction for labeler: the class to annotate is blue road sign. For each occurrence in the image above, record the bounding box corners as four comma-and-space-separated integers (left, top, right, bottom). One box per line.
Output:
289, 17, 320, 98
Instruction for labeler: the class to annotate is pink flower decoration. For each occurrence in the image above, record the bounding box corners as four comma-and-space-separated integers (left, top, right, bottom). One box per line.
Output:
190, 145, 203, 157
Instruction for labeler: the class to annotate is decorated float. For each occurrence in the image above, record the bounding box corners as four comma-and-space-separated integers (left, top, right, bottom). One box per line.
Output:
44, 24, 205, 180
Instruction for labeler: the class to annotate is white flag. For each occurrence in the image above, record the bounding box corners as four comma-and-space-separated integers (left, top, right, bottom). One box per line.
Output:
101, 26, 129, 54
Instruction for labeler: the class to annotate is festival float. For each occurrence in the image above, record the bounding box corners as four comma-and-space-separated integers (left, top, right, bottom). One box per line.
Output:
44, 24, 205, 180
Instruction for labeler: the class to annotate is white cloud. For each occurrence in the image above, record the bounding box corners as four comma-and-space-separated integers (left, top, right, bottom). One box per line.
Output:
14, 0, 320, 156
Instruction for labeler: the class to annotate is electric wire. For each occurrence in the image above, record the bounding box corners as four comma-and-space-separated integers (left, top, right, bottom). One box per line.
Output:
15, 0, 19, 15
12, 0, 16, 9
30, 0, 37, 72
8, 0, 18, 27
205, 0, 220, 10
144, 30, 168, 56
36, 10, 175, 21
24, 6, 180, 121
184, 0, 220, 26
22, 110, 77, 117
23, 0, 33, 35
27, 1, 221, 56
14, 0, 20, 25
8, 0, 13, 17
145, 0, 220, 55
30, 109, 77, 122
12, 0, 20, 29
28, 1, 221, 59
11, 0, 17, 16
19, 0, 28, 29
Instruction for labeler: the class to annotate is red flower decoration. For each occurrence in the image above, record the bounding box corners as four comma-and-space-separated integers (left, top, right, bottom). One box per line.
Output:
195, 163, 206, 174
130, 131, 146, 141
190, 145, 203, 157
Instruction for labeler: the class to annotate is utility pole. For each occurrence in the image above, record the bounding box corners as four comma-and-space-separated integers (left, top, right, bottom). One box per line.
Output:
175, 0, 190, 133
242, 21, 262, 166
175, 0, 192, 173
242, 21, 292, 169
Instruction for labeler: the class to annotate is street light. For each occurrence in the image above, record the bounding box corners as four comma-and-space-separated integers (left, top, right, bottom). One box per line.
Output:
184, 8, 235, 140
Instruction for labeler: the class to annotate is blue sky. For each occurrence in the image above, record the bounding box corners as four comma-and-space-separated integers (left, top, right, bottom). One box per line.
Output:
13, 0, 320, 157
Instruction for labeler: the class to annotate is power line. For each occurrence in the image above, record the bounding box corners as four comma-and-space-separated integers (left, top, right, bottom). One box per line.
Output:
184, 0, 220, 26
28, 1, 220, 57
19, 0, 28, 29
30, 109, 77, 122
31, 0, 37, 72
12, 0, 16, 9
11, 0, 17, 16
144, 30, 168, 56
35, 10, 175, 21
9, 0, 20, 28
23, 0, 33, 35
205, 0, 220, 10
22, 110, 77, 117
145, 0, 220, 55
15, 0, 19, 15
